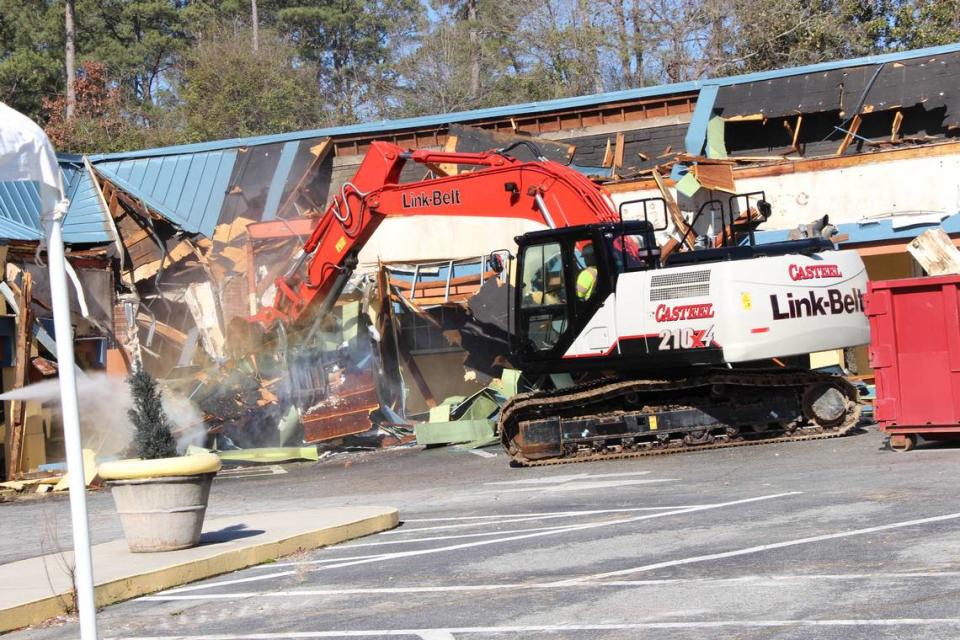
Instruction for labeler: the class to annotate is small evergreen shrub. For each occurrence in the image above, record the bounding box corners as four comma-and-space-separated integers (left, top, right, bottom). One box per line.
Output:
128, 368, 177, 460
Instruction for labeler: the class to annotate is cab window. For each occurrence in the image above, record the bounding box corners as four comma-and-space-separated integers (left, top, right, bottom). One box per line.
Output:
608, 233, 653, 272
519, 242, 569, 352
521, 242, 566, 308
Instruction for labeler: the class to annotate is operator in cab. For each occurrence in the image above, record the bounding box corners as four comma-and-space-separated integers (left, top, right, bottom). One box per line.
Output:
575, 240, 598, 301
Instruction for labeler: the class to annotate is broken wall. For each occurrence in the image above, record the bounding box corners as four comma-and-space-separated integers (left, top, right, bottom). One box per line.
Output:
609, 145, 960, 232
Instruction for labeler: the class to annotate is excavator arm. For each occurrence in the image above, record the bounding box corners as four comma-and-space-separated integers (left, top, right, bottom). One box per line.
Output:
253, 140, 620, 329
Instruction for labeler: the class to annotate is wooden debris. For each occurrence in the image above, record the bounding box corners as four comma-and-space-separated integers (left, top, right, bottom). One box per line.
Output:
693, 163, 737, 193
184, 282, 227, 361
31, 357, 57, 376
131, 239, 194, 282
136, 313, 187, 344
907, 229, 960, 276
651, 168, 695, 253
601, 138, 613, 168
53, 449, 99, 491
438, 134, 460, 176
836, 114, 862, 156
891, 110, 904, 142
611, 132, 625, 177
783, 114, 803, 155
7, 271, 31, 480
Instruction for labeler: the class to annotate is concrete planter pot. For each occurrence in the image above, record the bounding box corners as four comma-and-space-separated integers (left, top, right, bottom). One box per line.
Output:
99, 453, 221, 553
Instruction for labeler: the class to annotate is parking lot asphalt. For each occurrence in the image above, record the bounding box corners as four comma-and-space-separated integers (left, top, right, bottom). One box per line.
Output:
8, 426, 960, 640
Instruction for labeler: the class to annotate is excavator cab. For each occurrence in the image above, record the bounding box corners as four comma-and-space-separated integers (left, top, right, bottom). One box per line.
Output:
512, 220, 658, 368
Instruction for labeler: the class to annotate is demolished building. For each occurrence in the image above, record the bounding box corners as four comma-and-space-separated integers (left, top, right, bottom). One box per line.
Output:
3, 43, 960, 479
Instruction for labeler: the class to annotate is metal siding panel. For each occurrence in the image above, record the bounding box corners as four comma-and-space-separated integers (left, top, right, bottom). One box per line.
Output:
0, 183, 41, 239
9, 182, 39, 227
0, 218, 39, 240
685, 84, 719, 155
126, 159, 147, 189
167, 155, 193, 211
197, 150, 236, 236
61, 169, 111, 243
177, 154, 204, 221
262, 141, 299, 220
153, 155, 179, 204
111, 160, 133, 183
140, 157, 162, 199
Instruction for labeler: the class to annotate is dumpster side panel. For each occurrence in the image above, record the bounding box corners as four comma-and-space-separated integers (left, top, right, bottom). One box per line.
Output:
867, 274, 960, 432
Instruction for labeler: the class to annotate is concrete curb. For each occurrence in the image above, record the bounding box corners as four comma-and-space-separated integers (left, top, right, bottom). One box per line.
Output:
0, 507, 399, 633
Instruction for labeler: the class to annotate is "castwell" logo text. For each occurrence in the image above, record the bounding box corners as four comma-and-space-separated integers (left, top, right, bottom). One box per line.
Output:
788, 264, 843, 281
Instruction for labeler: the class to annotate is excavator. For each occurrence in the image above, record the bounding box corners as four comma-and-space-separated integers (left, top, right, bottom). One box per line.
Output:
248, 140, 870, 466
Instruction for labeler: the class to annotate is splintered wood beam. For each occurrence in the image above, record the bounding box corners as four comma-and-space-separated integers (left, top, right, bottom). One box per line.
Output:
836, 114, 862, 156
422, 162, 450, 178
438, 134, 460, 176
907, 228, 960, 276
651, 168, 695, 254
7, 271, 32, 479
791, 115, 803, 155
612, 132, 625, 177
601, 138, 613, 168
891, 110, 904, 142
246, 239, 258, 315
693, 163, 737, 193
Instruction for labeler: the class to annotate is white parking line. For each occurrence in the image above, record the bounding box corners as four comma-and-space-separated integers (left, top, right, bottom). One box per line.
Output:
140, 570, 960, 601
157, 492, 798, 595
553, 510, 960, 585
383, 506, 697, 535
461, 449, 496, 458
483, 478, 676, 494
325, 522, 596, 549
107, 618, 960, 639
402, 505, 703, 524
483, 471, 653, 486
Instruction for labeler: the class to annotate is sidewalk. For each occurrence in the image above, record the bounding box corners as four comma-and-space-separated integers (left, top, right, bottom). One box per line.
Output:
0, 506, 399, 633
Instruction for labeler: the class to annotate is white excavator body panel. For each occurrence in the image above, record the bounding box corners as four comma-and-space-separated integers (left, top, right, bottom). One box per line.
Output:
563, 250, 870, 364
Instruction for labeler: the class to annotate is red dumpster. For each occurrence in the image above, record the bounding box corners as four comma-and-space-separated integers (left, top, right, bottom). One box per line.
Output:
866, 273, 960, 451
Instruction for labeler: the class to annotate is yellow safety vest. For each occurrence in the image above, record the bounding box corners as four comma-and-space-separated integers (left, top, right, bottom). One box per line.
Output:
576, 266, 597, 299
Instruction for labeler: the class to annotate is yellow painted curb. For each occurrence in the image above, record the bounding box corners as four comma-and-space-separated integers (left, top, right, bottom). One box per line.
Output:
0, 508, 398, 633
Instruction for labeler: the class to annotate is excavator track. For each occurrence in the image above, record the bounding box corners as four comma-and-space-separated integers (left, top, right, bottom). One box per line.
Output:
499, 369, 862, 467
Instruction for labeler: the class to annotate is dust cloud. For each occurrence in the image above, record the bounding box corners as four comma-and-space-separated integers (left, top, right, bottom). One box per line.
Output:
0, 373, 205, 456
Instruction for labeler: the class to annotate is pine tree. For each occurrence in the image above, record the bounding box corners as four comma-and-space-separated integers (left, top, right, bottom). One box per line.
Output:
128, 368, 178, 460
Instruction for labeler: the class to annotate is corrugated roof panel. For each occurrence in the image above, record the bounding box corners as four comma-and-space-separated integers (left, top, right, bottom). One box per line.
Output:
154, 155, 178, 203
0, 181, 42, 239
177, 155, 204, 217
93, 149, 238, 236
59, 162, 112, 243
201, 152, 236, 235
0, 161, 110, 243
140, 157, 163, 198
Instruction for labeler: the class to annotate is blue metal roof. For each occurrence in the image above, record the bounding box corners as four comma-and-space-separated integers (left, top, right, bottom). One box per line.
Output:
755, 212, 960, 246
86, 42, 960, 161
93, 149, 237, 237
59, 158, 112, 243
0, 157, 112, 243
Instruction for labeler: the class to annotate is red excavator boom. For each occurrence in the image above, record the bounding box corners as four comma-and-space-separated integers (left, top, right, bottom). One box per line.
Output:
252, 140, 619, 328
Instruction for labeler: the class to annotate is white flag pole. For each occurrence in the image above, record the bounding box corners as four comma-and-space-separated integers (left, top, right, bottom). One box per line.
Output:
47, 200, 99, 640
